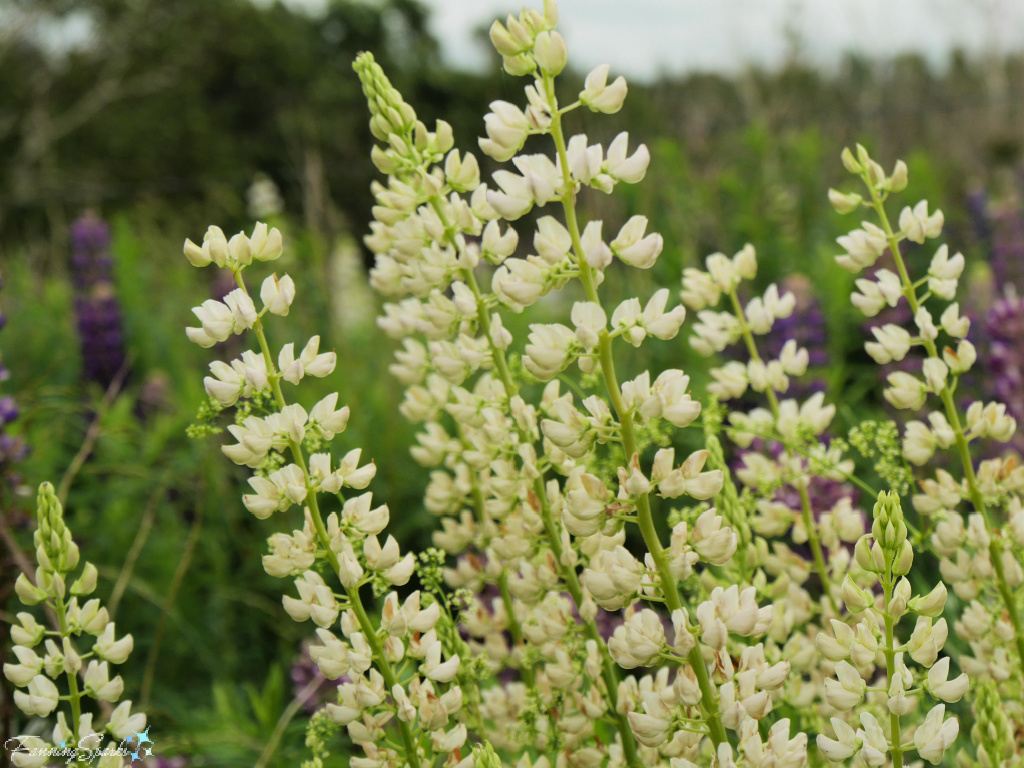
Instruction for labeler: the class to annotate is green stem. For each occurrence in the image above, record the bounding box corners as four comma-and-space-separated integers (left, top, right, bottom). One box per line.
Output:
545, 74, 728, 749
53, 589, 83, 753
882, 575, 903, 768
240, 277, 425, 768
429, 195, 644, 767
726, 287, 839, 614
862, 179, 1024, 679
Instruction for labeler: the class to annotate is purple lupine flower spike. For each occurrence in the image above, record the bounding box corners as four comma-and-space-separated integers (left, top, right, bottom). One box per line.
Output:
70, 212, 128, 388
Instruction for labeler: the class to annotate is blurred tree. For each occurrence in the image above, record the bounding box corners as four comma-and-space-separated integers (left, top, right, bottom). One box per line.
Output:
0, 0, 478, 259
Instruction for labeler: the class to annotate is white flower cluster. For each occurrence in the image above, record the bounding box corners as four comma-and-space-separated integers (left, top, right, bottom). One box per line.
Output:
818, 493, 961, 766
6, 483, 146, 768
829, 145, 1024, 766
351, 4, 817, 765
183, 222, 476, 768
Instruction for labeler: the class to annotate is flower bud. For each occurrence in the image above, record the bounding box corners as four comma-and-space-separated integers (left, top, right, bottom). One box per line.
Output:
533, 31, 567, 75
828, 188, 862, 214
841, 575, 873, 613
893, 540, 914, 576
841, 147, 862, 174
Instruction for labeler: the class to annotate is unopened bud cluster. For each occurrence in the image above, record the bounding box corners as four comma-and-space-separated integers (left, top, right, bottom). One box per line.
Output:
6, 483, 145, 768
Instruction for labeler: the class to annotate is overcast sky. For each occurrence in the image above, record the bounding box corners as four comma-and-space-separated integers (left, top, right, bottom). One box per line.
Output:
421, 0, 1024, 81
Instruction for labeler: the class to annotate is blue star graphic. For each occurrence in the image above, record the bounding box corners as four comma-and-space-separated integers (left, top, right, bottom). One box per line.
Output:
135, 727, 153, 746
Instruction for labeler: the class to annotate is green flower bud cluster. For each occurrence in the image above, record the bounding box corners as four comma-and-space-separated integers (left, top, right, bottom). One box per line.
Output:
853, 490, 913, 578
961, 681, 1018, 768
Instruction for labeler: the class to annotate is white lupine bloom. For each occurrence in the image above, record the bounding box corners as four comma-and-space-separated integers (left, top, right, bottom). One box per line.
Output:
690, 310, 741, 355
580, 63, 627, 113
4, 645, 42, 686
906, 617, 948, 666
567, 221, 606, 272
94, 623, 133, 664
342, 493, 389, 537
605, 132, 650, 184
83, 660, 123, 702
696, 586, 770, 649
835, 222, 888, 272
824, 661, 866, 711
444, 149, 480, 192
865, 324, 911, 364
680, 267, 721, 309
778, 339, 808, 376
534, 216, 572, 263
608, 609, 667, 668
899, 200, 944, 243
914, 704, 959, 764
423, 641, 460, 683
643, 369, 702, 428
107, 700, 146, 741
922, 357, 948, 393
850, 277, 886, 316
708, 361, 748, 400
706, 252, 739, 292
481, 219, 518, 262
492, 258, 546, 310
187, 299, 236, 347
204, 359, 247, 406
967, 401, 1017, 441
582, 546, 643, 610
884, 371, 927, 410
260, 273, 296, 316
927, 244, 963, 299
13, 674, 59, 717
943, 339, 976, 374
278, 336, 336, 384
642, 289, 686, 340
690, 509, 736, 563
856, 712, 888, 766
570, 301, 606, 349
11, 613, 45, 648
524, 323, 575, 379
611, 298, 644, 346
611, 215, 663, 269
480, 100, 530, 161
926, 656, 969, 702
902, 420, 936, 465
223, 288, 258, 329
308, 393, 351, 440
815, 619, 854, 661
564, 134, 608, 190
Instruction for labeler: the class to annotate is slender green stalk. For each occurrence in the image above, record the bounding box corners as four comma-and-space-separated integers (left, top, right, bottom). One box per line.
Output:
239, 275, 425, 768
544, 75, 728, 748
429, 195, 644, 767
52, 591, 83, 748
725, 287, 839, 614
862, 179, 1024, 679
881, 576, 903, 768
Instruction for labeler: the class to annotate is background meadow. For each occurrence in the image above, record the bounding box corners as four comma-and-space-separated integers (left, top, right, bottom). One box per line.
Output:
2, 1, 1024, 765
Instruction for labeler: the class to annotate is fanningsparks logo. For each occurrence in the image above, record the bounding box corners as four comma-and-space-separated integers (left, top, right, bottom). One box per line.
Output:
5, 727, 155, 764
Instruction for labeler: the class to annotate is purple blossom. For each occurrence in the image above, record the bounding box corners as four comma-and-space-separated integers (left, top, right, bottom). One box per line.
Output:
69, 212, 128, 388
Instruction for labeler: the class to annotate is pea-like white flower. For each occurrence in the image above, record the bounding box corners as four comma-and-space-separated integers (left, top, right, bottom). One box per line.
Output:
94, 623, 133, 664
823, 661, 866, 711
611, 215, 663, 269
580, 64, 627, 113
605, 132, 650, 184
914, 704, 959, 764
479, 100, 530, 162
835, 223, 887, 272
83, 660, 124, 702
899, 200, 944, 243
865, 324, 911, 364
107, 700, 146, 741
260, 274, 296, 316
